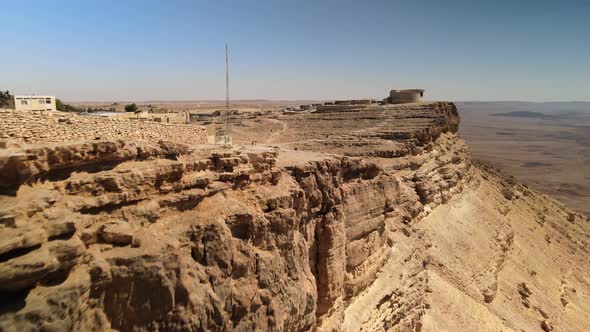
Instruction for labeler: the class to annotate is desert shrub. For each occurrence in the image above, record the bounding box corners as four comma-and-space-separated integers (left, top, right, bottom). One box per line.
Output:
56, 99, 81, 112
125, 103, 138, 112
0, 90, 12, 107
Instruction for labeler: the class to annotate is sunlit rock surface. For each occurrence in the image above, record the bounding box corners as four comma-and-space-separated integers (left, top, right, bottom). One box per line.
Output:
1, 102, 588, 331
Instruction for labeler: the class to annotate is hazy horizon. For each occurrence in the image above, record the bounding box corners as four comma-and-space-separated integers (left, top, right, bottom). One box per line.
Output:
4, 0, 590, 101
63, 99, 590, 104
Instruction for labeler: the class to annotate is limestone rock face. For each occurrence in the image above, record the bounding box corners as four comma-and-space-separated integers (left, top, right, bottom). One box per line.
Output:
100, 222, 134, 245
1, 102, 589, 331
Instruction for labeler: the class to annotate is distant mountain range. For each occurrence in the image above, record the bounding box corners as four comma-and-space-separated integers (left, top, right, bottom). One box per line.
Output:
491, 111, 553, 119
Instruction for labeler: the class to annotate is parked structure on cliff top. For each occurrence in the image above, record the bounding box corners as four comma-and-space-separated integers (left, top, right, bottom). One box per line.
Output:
387, 89, 424, 104
6, 95, 56, 112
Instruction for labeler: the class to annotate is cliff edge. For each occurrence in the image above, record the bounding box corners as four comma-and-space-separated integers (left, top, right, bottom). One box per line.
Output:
0, 102, 589, 331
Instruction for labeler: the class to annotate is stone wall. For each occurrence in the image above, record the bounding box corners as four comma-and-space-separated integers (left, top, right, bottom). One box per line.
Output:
121, 110, 190, 124
0, 109, 208, 145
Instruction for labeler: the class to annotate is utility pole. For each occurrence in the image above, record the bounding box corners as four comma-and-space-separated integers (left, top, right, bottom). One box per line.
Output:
225, 43, 230, 143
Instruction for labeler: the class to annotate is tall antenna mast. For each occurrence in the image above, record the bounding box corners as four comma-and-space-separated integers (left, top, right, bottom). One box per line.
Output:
225, 43, 230, 140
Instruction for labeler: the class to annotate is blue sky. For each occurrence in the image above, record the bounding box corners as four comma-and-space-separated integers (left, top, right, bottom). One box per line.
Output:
3, 0, 590, 101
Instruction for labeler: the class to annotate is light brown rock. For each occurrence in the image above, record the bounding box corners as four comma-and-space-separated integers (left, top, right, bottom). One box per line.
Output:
1, 102, 589, 332
101, 222, 134, 245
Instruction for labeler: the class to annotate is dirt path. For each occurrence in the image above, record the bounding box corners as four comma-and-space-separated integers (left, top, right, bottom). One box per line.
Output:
264, 118, 287, 143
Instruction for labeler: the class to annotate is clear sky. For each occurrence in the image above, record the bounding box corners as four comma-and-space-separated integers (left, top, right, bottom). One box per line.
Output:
3, 0, 590, 101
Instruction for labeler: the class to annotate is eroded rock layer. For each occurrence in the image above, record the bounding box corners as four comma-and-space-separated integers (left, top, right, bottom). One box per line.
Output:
1, 102, 588, 331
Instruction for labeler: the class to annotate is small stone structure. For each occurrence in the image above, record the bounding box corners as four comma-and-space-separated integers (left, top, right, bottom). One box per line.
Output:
387, 89, 424, 104
0, 109, 208, 145
130, 110, 190, 124
206, 126, 232, 145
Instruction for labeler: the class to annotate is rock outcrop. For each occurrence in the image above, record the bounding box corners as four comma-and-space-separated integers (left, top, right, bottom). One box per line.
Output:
1, 102, 589, 331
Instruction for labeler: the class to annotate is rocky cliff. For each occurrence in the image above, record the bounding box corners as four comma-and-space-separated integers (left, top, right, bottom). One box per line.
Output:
1, 102, 588, 331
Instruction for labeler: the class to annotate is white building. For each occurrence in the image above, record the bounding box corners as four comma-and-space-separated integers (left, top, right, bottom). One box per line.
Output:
9, 95, 56, 111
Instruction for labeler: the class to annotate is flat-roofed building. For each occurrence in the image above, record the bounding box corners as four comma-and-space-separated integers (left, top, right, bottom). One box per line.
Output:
8, 95, 56, 111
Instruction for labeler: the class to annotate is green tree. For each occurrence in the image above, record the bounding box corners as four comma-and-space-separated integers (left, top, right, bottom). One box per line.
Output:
55, 99, 81, 113
56, 98, 65, 111
0, 90, 11, 107
125, 103, 138, 112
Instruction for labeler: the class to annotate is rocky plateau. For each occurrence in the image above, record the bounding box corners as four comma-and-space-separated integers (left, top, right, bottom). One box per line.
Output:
1, 102, 589, 331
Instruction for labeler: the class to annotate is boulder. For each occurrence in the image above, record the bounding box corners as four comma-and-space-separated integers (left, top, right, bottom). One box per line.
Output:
101, 222, 134, 245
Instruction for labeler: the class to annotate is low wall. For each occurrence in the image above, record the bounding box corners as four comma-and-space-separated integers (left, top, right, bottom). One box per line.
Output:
0, 109, 208, 146
315, 104, 371, 113
334, 99, 372, 105
113, 111, 190, 124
